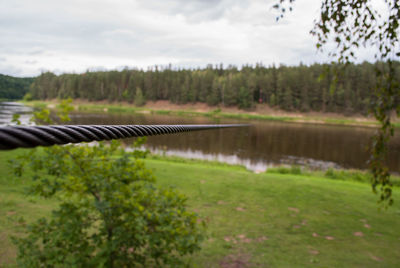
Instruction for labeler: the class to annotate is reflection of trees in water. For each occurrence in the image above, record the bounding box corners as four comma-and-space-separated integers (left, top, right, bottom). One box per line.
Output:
0, 102, 34, 125
69, 112, 400, 172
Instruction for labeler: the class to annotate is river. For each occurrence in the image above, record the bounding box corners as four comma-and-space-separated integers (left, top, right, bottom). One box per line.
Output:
1, 102, 400, 173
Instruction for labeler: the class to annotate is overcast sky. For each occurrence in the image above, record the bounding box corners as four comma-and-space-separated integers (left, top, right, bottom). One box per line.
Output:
1, 0, 378, 77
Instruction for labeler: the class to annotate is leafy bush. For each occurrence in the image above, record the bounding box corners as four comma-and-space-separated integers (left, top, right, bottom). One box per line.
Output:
23, 92, 33, 101
324, 168, 373, 183
324, 168, 336, 178
266, 165, 303, 175
11, 103, 204, 267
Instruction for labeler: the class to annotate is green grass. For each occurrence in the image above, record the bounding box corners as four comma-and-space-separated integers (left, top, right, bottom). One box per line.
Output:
21, 100, 398, 128
266, 165, 400, 187
0, 150, 57, 266
149, 160, 400, 267
1, 150, 400, 267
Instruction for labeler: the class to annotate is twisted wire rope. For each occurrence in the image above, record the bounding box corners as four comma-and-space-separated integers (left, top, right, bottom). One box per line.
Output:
0, 124, 248, 150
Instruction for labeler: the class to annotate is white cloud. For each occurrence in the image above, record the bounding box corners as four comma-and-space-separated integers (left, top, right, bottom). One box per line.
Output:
0, 0, 380, 77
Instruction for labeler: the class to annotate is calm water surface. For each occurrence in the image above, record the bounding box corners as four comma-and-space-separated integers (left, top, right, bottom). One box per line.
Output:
1, 102, 400, 173
0, 102, 33, 125
68, 110, 400, 173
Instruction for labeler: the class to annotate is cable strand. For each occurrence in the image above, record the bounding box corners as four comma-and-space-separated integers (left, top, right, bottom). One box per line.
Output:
0, 124, 248, 150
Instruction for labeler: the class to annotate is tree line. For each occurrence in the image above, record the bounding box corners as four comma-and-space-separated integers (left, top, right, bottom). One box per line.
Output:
29, 61, 400, 114
0, 74, 33, 100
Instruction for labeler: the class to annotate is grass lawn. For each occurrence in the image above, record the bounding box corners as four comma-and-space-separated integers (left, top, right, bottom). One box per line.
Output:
1, 149, 400, 267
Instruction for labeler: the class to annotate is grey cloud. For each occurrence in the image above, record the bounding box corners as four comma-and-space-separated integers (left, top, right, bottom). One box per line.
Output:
24, 60, 38, 65
0, 63, 24, 76
138, 0, 228, 20
1, 0, 381, 77
27, 50, 45, 56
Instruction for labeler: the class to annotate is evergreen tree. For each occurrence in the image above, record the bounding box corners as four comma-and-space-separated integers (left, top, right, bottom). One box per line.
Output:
25, 61, 398, 115
134, 87, 146, 107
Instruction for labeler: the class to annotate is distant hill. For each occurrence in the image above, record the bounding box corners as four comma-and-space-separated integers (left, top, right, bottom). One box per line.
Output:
0, 74, 34, 100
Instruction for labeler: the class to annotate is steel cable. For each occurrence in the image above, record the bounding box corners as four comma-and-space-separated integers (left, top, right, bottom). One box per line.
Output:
0, 124, 248, 150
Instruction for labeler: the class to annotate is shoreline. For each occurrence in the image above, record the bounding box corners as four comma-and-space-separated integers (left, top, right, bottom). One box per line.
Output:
21, 99, 400, 128
148, 153, 400, 185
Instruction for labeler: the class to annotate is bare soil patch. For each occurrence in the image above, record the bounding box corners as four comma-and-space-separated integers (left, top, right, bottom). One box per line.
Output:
219, 253, 252, 268
288, 207, 300, 213
309, 249, 320, 255
368, 253, 383, 262
353, 232, 364, 237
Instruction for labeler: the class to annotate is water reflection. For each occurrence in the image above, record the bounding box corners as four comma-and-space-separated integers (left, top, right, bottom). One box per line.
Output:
0, 102, 33, 125
68, 111, 400, 173
0, 103, 399, 173
149, 147, 271, 172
